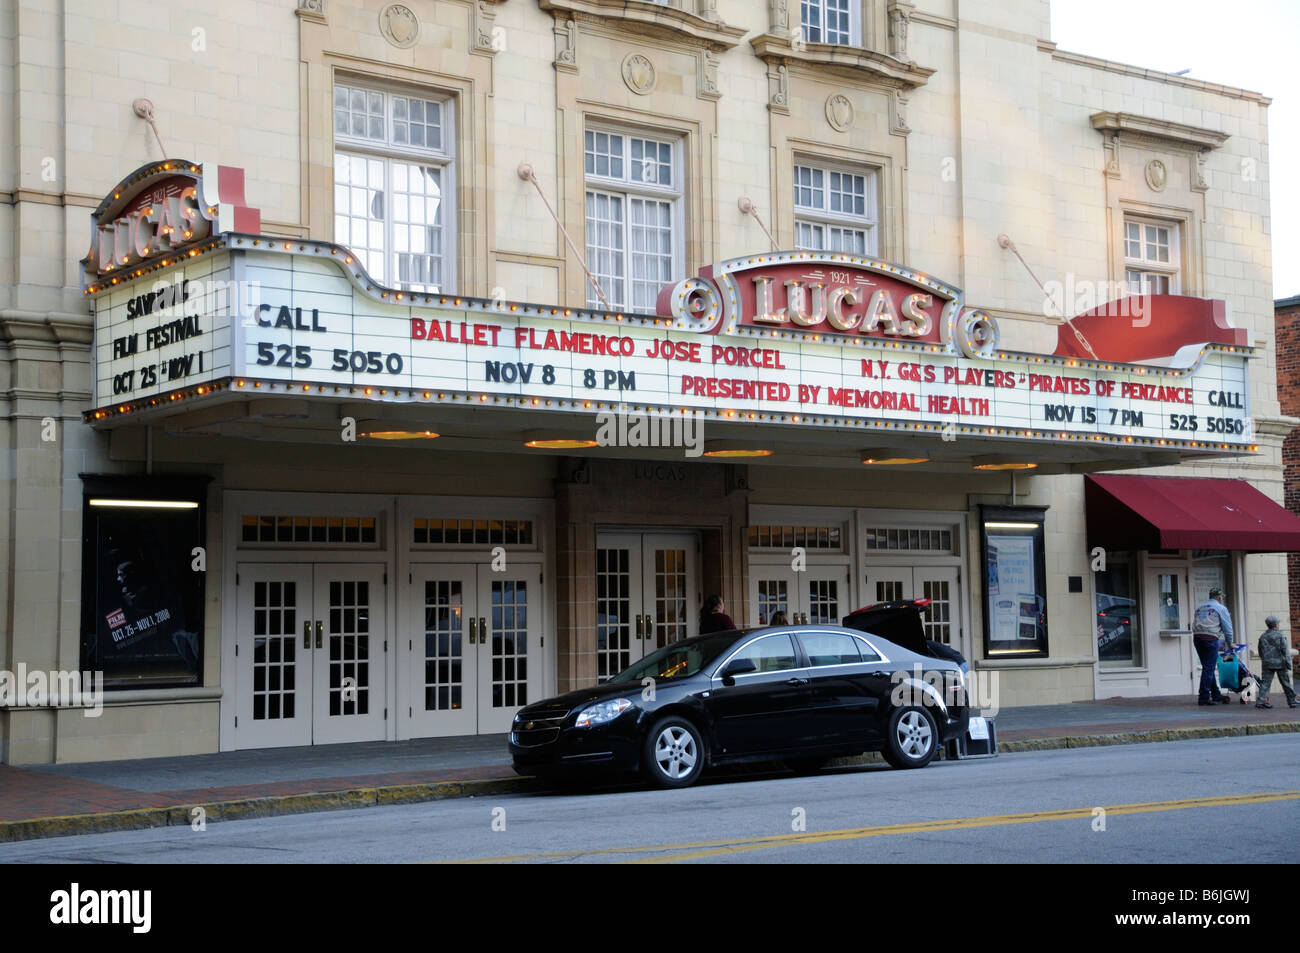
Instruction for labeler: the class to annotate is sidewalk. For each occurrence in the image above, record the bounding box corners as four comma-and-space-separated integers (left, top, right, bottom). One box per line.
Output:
2, 695, 1296, 842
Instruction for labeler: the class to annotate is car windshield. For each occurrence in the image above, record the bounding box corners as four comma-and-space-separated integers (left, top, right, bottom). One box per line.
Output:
607, 631, 741, 684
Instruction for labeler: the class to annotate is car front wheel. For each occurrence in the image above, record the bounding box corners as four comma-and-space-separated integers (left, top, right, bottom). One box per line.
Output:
642, 716, 705, 788
882, 706, 939, 769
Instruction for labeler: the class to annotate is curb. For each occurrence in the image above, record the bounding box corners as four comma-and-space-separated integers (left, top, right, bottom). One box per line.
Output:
2, 722, 1297, 844
0, 776, 539, 844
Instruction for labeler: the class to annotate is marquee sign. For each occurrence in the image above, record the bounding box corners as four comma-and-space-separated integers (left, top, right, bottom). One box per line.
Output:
80, 159, 261, 288
86, 239, 1256, 456
657, 252, 999, 359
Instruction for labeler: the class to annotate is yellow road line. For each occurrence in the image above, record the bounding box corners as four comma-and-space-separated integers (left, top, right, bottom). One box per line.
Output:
435, 790, 1300, 864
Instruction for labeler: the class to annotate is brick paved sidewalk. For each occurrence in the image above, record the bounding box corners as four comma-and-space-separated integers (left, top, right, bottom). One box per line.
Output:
1, 695, 1296, 839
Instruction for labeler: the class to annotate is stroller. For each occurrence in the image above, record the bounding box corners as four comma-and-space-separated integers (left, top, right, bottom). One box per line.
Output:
1216, 643, 1258, 704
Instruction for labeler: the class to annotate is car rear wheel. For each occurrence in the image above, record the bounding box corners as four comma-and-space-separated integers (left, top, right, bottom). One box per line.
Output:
882, 706, 939, 769
642, 716, 705, 788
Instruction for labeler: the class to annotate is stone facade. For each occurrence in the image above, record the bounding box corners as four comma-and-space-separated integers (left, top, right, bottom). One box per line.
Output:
0, 0, 1283, 761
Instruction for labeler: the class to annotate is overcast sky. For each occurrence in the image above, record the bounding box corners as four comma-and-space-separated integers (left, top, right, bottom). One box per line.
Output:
1049, 0, 1299, 300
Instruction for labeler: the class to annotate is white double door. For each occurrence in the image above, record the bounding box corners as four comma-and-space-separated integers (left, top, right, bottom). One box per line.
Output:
750, 564, 848, 626
595, 533, 699, 681
863, 564, 961, 647
407, 563, 543, 737
235, 562, 387, 749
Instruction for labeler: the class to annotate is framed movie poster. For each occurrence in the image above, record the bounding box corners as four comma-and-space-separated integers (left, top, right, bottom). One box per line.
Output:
981, 505, 1048, 657
80, 475, 208, 689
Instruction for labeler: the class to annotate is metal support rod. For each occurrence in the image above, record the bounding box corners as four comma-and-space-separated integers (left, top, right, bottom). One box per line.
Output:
133, 99, 168, 157
738, 196, 778, 252
517, 163, 610, 310
997, 233, 1099, 361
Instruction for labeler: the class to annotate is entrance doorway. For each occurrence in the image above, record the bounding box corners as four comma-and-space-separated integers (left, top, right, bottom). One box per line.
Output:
235, 562, 387, 748
407, 563, 543, 737
595, 532, 699, 680
863, 564, 961, 646
749, 565, 848, 625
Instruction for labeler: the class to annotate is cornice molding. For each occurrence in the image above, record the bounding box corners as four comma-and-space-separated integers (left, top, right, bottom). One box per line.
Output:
0, 310, 94, 345
1089, 111, 1231, 151
538, 0, 747, 50
749, 33, 935, 90
1043, 41, 1271, 105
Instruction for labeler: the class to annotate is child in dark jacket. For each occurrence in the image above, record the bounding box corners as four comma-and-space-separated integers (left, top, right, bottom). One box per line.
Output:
1256, 616, 1298, 709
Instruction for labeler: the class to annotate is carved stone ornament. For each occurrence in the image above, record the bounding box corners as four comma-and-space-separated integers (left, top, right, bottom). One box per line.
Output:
622, 53, 656, 95
888, 2, 914, 62
379, 3, 419, 48
1193, 149, 1211, 191
1103, 133, 1121, 178
474, 1, 503, 55
1144, 158, 1167, 192
825, 93, 854, 132
296, 0, 325, 21
767, 62, 789, 112
769, 0, 789, 33
698, 48, 722, 100
554, 16, 578, 71
891, 89, 910, 133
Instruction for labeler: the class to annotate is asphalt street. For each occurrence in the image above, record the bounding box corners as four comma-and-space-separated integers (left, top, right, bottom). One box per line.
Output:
2, 736, 1296, 863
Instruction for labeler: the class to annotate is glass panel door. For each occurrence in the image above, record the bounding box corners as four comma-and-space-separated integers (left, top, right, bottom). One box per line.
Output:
916, 568, 959, 645
236, 564, 314, 749
477, 564, 542, 733
409, 566, 477, 738
751, 570, 794, 625
644, 535, 698, 649
312, 564, 387, 745
596, 533, 644, 679
804, 568, 844, 625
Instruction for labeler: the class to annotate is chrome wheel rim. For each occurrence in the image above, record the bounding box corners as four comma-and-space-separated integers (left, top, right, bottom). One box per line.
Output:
896, 710, 933, 759
654, 725, 698, 779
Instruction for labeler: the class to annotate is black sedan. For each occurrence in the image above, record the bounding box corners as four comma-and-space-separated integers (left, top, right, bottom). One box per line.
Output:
509, 625, 970, 788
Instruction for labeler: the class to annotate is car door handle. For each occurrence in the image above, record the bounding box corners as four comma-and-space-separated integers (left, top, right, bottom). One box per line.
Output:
869, 671, 890, 678
786, 677, 810, 686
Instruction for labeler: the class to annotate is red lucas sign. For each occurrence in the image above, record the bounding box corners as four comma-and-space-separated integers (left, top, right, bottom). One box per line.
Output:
81, 159, 261, 290
656, 251, 999, 358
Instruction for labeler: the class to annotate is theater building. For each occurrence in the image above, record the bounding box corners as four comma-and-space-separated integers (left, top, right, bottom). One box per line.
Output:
0, 0, 1289, 763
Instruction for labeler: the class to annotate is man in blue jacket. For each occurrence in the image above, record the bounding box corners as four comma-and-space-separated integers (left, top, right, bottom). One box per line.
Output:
1192, 587, 1233, 705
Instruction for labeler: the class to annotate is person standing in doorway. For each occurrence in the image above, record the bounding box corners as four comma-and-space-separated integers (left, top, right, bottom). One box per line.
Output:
1192, 587, 1233, 706
1255, 616, 1298, 709
699, 595, 736, 634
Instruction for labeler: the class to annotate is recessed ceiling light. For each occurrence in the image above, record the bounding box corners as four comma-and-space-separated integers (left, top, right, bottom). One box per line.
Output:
702, 448, 774, 458
973, 461, 1038, 471
360, 430, 440, 440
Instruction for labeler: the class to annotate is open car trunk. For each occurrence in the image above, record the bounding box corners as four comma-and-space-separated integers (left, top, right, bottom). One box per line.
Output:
841, 600, 966, 666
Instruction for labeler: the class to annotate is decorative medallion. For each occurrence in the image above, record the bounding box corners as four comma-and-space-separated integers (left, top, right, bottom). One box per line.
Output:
380, 3, 419, 49
1144, 158, 1167, 192
825, 93, 854, 132
622, 53, 656, 95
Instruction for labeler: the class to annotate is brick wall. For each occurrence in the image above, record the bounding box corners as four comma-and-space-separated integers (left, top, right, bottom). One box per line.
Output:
1276, 297, 1300, 666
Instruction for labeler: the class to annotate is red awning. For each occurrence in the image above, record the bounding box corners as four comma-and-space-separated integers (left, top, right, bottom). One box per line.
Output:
1085, 474, 1300, 552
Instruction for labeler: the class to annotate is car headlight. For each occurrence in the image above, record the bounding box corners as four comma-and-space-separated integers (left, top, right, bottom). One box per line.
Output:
574, 698, 634, 728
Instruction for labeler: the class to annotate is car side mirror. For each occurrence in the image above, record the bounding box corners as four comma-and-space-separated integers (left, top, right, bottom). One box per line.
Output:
720, 658, 756, 685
